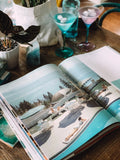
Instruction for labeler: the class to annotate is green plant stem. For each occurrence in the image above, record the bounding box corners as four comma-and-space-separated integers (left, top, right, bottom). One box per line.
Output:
4, 35, 6, 42
26, 0, 30, 7
22, 0, 27, 7
22, 0, 47, 7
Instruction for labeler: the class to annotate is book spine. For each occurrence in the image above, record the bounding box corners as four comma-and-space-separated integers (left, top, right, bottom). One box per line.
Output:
0, 63, 7, 77
0, 71, 11, 85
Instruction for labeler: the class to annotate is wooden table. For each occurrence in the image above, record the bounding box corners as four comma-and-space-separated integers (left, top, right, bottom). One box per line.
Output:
10, 19, 120, 81
0, 20, 120, 160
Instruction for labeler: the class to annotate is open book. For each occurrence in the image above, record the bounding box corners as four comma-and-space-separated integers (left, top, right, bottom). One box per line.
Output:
0, 46, 120, 160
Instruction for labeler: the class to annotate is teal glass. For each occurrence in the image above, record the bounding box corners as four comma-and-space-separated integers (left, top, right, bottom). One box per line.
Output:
65, 17, 79, 38
53, 12, 77, 58
62, 0, 80, 38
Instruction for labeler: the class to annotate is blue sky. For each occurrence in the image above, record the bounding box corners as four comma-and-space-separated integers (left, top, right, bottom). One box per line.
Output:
0, 64, 66, 108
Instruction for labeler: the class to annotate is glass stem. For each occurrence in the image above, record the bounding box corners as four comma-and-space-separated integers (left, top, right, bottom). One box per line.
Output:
62, 32, 66, 49
85, 24, 90, 43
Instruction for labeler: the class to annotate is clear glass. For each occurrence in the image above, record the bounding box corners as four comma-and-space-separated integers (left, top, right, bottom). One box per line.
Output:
78, 3, 104, 52
52, 11, 77, 58
62, 0, 80, 39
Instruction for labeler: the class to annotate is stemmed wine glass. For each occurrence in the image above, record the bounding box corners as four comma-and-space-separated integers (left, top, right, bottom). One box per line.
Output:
78, 3, 104, 52
51, 10, 77, 58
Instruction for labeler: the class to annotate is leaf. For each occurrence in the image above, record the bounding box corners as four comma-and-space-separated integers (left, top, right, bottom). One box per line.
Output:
13, 26, 24, 33
8, 25, 40, 45
0, 10, 40, 46
0, 10, 13, 35
25, 25, 40, 41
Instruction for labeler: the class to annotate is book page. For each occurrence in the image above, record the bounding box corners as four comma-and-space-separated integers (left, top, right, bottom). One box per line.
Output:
76, 46, 120, 91
0, 93, 119, 160
76, 46, 120, 122
59, 46, 120, 122
0, 63, 119, 160
59, 51, 120, 107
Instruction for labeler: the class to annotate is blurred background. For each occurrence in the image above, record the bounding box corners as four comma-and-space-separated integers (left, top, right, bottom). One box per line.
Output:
0, 0, 13, 11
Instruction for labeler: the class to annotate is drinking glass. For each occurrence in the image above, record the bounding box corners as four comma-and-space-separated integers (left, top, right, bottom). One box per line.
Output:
78, 3, 104, 52
52, 11, 77, 58
63, 6, 79, 42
